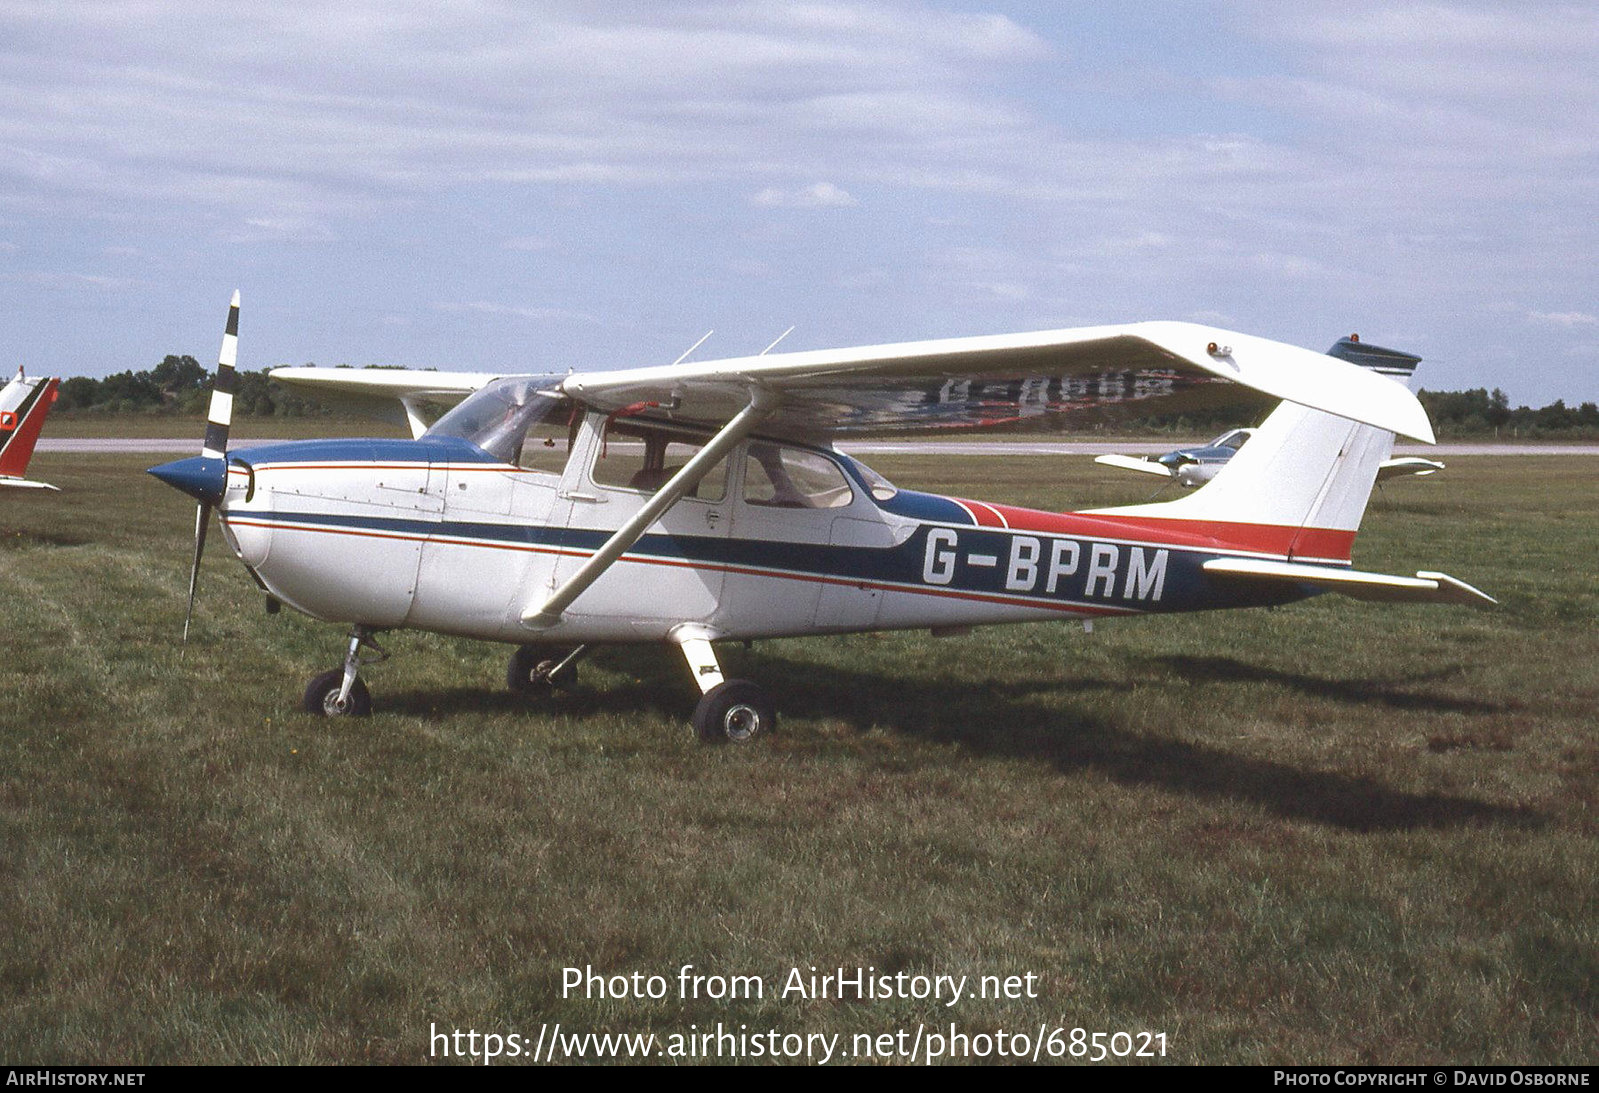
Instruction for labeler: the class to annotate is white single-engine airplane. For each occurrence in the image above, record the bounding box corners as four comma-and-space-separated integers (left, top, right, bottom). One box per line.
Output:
150, 294, 1493, 740
1, 366, 62, 492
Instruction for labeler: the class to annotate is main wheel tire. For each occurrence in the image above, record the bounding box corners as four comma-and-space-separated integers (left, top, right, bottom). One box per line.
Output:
303, 669, 372, 717
507, 645, 576, 695
693, 680, 775, 743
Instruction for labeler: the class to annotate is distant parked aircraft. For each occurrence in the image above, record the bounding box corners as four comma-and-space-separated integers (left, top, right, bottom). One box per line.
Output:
1096, 427, 1445, 489
0, 367, 61, 491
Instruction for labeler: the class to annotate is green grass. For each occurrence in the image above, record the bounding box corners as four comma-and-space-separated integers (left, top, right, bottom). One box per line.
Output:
1, 453, 1594, 1065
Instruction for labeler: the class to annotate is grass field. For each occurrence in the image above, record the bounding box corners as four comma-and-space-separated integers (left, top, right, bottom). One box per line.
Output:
1, 450, 1594, 1065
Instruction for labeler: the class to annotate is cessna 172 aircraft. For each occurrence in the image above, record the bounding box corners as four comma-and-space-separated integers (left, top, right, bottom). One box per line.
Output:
1, 366, 61, 492
149, 294, 1492, 741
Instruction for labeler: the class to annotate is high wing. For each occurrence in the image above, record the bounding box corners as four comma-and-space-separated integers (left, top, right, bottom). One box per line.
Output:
270, 367, 502, 437
272, 321, 1436, 444
559, 321, 1434, 443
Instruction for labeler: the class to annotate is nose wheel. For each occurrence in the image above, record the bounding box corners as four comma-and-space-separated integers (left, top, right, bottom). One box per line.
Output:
303, 669, 372, 717
303, 626, 385, 717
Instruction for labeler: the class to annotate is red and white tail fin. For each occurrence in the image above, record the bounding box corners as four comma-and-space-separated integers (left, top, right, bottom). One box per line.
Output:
1087, 338, 1494, 605
0, 368, 61, 491
1088, 339, 1420, 563
1110, 401, 1396, 563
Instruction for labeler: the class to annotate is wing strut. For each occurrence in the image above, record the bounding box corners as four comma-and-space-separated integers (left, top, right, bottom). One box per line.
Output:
520, 387, 780, 629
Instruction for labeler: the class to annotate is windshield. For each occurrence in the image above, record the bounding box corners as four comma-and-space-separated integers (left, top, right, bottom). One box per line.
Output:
425, 375, 569, 463
839, 454, 899, 502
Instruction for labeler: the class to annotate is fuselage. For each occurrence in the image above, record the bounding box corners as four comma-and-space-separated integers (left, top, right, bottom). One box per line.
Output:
204, 410, 1310, 646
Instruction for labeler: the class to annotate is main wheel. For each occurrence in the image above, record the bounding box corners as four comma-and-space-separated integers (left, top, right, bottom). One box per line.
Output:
507, 645, 577, 695
693, 680, 775, 743
303, 669, 372, 717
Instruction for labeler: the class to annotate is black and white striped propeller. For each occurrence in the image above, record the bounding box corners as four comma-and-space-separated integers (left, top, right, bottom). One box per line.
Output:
147, 291, 239, 642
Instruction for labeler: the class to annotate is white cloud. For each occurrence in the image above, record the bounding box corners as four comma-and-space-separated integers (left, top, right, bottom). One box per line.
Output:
1528, 310, 1598, 328
433, 300, 596, 323
750, 181, 858, 208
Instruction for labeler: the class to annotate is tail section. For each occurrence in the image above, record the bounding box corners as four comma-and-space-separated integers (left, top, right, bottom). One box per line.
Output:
0, 368, 61, 490
1088, 338, 1421, 564
1096, 400, 1389, 563
1086, 336, 1493, 605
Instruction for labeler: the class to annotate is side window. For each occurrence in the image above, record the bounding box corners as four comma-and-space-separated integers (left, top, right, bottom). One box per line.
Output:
518, 412, 580, 475
744, 443, 854, 509
592, 420, 727, 501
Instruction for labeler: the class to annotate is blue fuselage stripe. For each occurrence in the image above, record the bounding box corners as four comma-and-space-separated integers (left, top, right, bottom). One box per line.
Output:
234, 507, 1304, 613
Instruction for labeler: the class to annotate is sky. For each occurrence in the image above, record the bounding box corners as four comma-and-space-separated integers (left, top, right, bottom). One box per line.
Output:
1, 1, 1594, 407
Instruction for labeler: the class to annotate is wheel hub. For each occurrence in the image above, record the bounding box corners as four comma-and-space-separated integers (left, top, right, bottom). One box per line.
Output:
723, 704, 761, 741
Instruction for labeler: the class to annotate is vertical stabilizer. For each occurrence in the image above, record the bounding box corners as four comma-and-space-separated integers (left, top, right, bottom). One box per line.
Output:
1087, 338, 1425, 565
0, 369, 61, 487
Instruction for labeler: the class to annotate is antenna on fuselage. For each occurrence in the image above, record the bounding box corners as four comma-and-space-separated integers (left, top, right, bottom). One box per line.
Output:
671, 330, 714, 367
759, 327, 795, 356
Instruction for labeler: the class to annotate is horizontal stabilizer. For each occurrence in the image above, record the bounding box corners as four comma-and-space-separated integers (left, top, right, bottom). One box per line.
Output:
0, 476, 60, 491
1093, 453, 1175, 478
1203, 558, 1496, 606
1377, 457, 1445, 480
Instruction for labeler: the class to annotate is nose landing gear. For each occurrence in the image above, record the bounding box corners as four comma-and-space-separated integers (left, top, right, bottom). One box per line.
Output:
303, 626, 387, 717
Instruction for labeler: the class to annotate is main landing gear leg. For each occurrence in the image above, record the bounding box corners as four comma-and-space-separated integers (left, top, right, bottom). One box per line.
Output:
676, 633, 775, 744
303, 625, 385, 717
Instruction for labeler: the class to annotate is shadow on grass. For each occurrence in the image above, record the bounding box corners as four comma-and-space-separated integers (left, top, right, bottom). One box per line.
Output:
1150, 654, 1509, 715
741, 651, 1543, 835
379, 645, 695, 721
374, 642, 1539, 834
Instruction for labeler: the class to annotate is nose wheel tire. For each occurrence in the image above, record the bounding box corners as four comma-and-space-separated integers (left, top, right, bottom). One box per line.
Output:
303, 669, 372, 717
693, 680, 775, 743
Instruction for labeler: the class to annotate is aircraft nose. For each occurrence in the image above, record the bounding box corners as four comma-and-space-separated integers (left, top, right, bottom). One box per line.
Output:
147, 455, 228, 504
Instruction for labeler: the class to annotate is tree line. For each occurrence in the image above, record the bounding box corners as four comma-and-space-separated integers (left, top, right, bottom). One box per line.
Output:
53, 355, 1599, 438
56, 356, 334, 418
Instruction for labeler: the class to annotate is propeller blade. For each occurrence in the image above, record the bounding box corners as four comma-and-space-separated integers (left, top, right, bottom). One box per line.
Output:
182, 501, 211, 644
202, 289, 240, 460
152, 291, 238, 643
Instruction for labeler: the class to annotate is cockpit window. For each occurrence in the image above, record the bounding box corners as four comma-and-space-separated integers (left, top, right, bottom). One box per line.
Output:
425, 375, 571, 466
